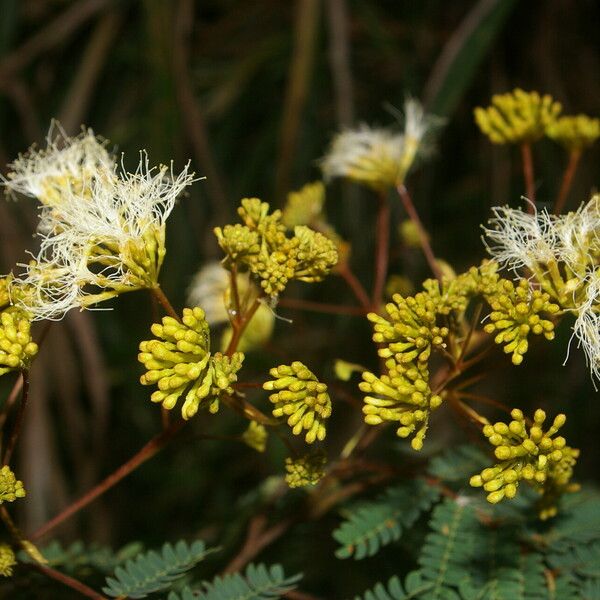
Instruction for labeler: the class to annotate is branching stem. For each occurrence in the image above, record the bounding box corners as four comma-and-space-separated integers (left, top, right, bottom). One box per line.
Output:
520, 142, 536, 212
396, 184, 442, 281
553, 149, 581, 215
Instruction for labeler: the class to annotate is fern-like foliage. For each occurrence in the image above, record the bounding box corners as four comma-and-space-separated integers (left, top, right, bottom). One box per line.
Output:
333, 480, 440, 559
103, 540, 216, 598
530, 489, 600, 599
167, 563, 302, 600
354, 572, 433, 599
427, 445, 489, 484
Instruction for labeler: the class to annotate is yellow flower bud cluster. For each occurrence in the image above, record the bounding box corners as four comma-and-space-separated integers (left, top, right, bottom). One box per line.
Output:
241, 421, 268, 453
0, 545, 16, 577
547, 115, 600, 152
285, 451, 326, 488
362, 263, 502, 450
369, 293, 449, 364
0, 307, 38, 376
470, 409, 578, 509
482, 279, 559, 365
138, 307, 244, 419
215, 198, 338, 297
360, 359, 442, 451
474, 89, 561, 144
263, 362, 332, 444
0, 466, 26, 504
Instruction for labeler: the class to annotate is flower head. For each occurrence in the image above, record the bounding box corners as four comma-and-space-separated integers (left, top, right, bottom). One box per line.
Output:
0, 307, 38, 376
138, 307, 244, 419
483, 197, 600, 379
470, 409, 578, 516
0, 466, 26, 504
0, 545, 16, 577
14, 151, 195, 319
264, 362, 332, 444
547, 114, 600, 152
3, 122, 113, 205
474, 88, 561, 144
285, 451, 326, 488
320, 99, 440, 190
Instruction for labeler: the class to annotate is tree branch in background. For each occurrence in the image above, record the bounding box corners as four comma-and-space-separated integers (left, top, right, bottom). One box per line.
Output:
58, 10, 122, 134
173, 0, 230, 225
274, 0, 320, 200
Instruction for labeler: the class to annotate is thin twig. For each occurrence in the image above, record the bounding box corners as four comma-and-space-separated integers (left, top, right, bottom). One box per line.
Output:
2, 370, 29, 466
0, 373, 23, 434
32, 563, 106, 599
520, 142, 536, 211
553, 150, 581, 214
150, 286, 181, 322
396, 184, 442, 281
274, 0, 320, 200
58, 10, 122, 134
225, 297, 262, 357
372, 193, 391, 308
326, 0, 354, 127
337, 263, 372, 310
278, 297, 365, 316
223, 515, 293, 574
173, 0, 229, 224
0, 0, 111, 77
30, 419, 185, 541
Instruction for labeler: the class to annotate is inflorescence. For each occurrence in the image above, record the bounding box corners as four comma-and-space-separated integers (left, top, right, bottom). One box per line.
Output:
470, 409, 579, 518
138, 307, 244, 419
264, 362, 332, 444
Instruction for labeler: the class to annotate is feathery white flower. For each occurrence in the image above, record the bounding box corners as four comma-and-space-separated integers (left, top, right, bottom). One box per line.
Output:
3, 122, 114, 205
483, 205, 559, 272
15, 152, 196, 319
484, 196, 600, 381
320, 99, 441, 190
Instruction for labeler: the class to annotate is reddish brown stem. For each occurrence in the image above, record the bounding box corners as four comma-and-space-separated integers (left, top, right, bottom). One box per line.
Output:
278, 297, 365, 316
0, 373, 23, 433
31, 419, 184, 540
223, 515, 293, 574
520, 142, 536, 212
554, 150, 581, 214
225, 297, 261, 357
150, 286, 181, 322
372, 193, 391, 309
396, 184, 442, 281
337, 263, 371, 310
32, 563, 106, 599
2, 370, 29, 466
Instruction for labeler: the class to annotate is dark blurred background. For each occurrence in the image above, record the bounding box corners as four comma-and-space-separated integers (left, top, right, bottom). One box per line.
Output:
0, 0, 598, 595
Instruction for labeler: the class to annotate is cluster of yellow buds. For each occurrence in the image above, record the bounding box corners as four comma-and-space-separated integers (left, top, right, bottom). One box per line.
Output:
482, 279, 559, 365
0, 308, 38, 376
263, 362, 332, 444
241, 421, 268, 453
0, 545, 16, 577
360, 359, 442, 450
285, 451, 326, 488
0, 466, 26, 504
138, 307, 244, 419
215, 198, 338, 297
470, 409, 578, 512
0, 277, 10, 309
369, 293, 449, 364
547, 115, 600, 152
474, 89, 561, 144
